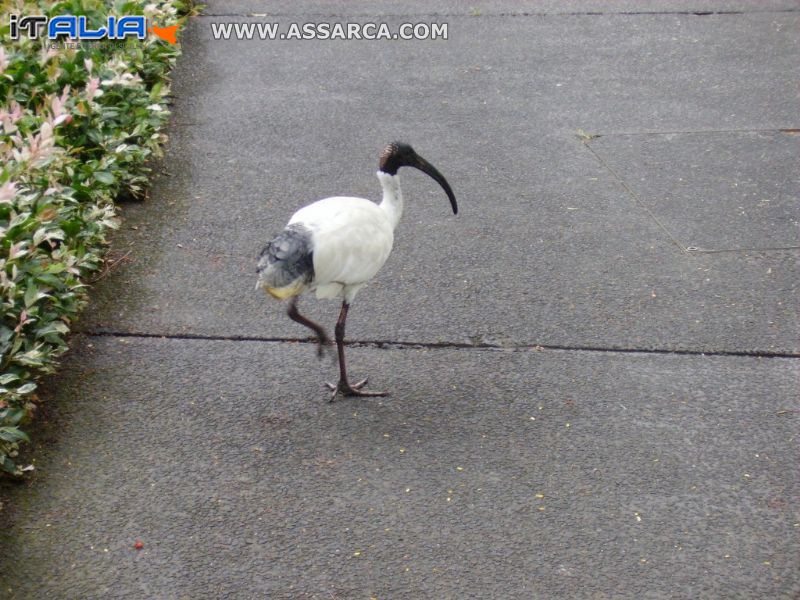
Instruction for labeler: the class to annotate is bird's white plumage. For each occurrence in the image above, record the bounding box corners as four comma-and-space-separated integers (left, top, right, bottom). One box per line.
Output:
287, 177, 399, 303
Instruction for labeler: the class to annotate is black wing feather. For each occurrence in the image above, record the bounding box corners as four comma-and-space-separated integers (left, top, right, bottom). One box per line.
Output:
257, 224, 315, 288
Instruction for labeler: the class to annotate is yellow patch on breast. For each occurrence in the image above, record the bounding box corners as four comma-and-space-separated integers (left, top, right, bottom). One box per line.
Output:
263, 280, 304, 300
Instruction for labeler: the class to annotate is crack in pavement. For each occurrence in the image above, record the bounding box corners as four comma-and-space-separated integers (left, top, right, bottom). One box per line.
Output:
582, 140, 690, 253
83, 330, 800, 359
581, 131, 800, 254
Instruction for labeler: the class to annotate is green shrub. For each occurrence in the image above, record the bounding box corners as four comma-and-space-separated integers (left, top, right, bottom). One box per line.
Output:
0, 0, 182, 475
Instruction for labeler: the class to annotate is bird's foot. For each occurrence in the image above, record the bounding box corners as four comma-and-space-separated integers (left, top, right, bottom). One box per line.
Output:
316, 339, 335, 361
314, 333, 335, 361
325, 378, 389, 401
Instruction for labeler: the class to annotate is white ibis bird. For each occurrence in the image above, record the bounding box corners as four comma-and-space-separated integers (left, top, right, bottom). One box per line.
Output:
256, 142, 458, 400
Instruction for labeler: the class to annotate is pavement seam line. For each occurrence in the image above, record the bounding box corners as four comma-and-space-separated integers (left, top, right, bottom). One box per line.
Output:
594, 127, 800, 137
684, 245, 800, 254
82, 330, 800, 360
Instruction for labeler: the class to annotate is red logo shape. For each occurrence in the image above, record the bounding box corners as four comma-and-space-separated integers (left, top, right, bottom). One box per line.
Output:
150, 23, 179, 44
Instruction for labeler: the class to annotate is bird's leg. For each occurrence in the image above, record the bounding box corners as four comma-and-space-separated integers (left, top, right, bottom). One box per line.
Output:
326, 301, 388, 401
287, 296, 332, 358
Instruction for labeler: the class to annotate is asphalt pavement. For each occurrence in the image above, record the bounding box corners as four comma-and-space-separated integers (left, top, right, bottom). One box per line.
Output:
1, 1, 798, 598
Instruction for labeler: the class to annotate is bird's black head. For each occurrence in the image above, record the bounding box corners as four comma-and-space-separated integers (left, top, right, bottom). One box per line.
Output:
378, 141, 458, 214
378, 142, 416, 176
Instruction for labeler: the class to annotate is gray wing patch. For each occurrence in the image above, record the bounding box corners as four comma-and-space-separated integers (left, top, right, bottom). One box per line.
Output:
257, 224, 315, 288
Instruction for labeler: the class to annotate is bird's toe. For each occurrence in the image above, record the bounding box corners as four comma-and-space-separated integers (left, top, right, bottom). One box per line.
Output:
326, 382, 339, 402
351, 377, 368, 390
346, 387, 389, 398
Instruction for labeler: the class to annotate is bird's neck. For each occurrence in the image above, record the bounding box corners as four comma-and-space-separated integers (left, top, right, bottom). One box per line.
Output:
377, 171, 403, 230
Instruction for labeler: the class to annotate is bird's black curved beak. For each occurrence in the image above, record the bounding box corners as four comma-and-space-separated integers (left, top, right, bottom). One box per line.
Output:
412, 156, 458, 215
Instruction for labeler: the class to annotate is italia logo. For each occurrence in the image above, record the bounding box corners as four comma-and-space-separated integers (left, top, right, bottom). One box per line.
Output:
9, 14, 180, 44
